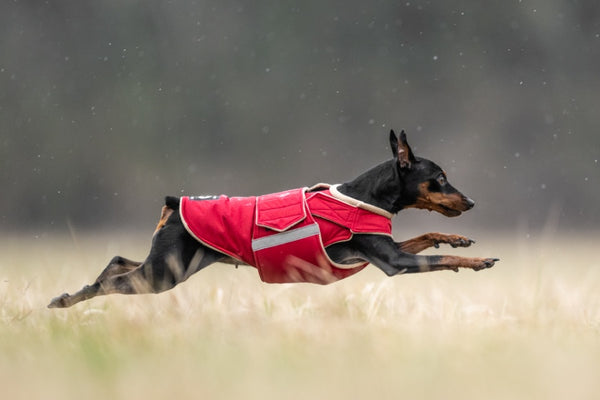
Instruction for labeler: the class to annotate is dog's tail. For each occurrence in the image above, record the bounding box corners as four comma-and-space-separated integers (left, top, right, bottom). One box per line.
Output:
165, 196, 180, 210
153, 196, 180, 235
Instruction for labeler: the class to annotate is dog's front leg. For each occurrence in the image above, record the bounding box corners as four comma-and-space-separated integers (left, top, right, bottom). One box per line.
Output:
352, 235, 498, 275
397, 233, 475, 254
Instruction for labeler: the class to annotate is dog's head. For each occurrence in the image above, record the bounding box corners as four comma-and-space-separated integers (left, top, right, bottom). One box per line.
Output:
389, 130, 474, 217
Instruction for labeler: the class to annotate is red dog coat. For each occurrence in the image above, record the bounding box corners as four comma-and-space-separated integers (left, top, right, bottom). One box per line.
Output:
180, 184, 392, 284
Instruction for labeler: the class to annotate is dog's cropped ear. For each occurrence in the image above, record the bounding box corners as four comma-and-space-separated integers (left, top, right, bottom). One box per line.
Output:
389, 129, 399, 157
393, 130, 416, 169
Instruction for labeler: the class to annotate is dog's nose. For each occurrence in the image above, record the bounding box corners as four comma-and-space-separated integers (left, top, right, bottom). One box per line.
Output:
465, 197, 475, 209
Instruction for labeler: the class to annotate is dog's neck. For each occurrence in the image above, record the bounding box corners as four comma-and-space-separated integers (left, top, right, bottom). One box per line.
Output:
337, 160, 404, 215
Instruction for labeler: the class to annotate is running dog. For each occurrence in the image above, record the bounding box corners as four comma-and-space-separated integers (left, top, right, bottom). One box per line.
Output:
48, 130, 498, 308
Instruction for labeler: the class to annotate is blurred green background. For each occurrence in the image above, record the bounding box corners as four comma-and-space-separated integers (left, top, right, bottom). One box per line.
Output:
1, 0, 599, 233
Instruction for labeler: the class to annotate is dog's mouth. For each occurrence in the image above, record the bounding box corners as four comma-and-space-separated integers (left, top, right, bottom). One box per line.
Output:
427, 197, 475, 217
412, 187, 473, 218
439, 204, 462, 217
418, 202, 463, 217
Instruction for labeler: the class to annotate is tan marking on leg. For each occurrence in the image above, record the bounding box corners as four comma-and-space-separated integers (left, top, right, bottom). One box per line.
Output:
437, 255, 497, 271
398, 233, 473, 254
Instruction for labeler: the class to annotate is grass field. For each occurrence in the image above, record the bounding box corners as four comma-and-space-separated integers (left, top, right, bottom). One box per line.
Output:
1, 231, 599, 399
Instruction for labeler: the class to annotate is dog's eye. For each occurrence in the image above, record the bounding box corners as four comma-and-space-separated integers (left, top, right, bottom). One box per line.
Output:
437, 175, 447, 186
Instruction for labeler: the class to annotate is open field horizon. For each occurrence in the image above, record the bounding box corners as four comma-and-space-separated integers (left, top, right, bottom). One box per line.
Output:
1, 231, 599, 399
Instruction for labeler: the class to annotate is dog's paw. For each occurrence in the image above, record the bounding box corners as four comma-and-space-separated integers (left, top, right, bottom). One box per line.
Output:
449, 236, 475, 248
472, 258, 499, 271
47, 293, 72, 309
433, 234, 475, 249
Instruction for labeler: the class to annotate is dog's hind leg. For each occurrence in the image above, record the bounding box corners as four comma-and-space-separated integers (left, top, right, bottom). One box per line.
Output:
48, 256, 145, 308
88, 205, 176, 283
47, 245, 223, 308
48, 211, 225, 308
93, 256, 142, 284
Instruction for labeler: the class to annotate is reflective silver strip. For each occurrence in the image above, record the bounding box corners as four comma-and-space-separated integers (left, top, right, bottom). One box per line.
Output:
252, 223, 320, 251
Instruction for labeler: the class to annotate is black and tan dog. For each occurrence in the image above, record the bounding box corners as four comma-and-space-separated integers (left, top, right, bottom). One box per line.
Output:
48, 130, 498, 308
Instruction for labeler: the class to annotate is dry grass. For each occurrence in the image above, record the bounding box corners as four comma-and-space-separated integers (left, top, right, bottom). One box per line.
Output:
1, 232, 599, 399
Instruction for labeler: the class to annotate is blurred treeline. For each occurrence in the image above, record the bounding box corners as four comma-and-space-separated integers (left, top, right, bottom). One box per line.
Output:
1, 0, 599, 232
